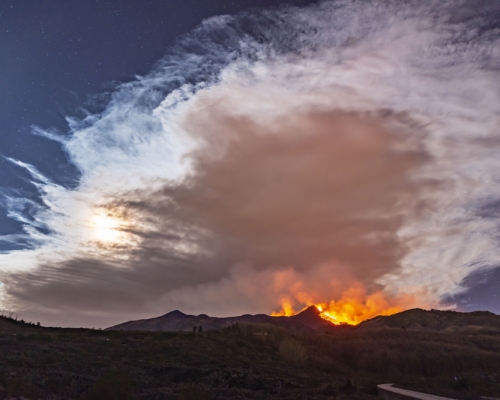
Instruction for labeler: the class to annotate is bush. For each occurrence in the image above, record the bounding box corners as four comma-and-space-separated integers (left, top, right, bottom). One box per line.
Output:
85, 369, 136, 400
177, 385, 210, 400
453, 376, 470, 391
279, 337, 308, 364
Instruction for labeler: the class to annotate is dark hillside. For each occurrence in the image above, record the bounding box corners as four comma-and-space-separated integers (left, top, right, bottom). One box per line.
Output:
1, 309, 500, 399
0, 315, 40, 332
287, 306, 332, 330
107, 306, 331, 333
0, 317, 26, 332
358, 308, 500, 332
0, 320, 357, 399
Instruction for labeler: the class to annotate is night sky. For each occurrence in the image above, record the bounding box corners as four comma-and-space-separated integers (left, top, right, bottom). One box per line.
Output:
0, 0, 314, 241
0, 0, 499, 328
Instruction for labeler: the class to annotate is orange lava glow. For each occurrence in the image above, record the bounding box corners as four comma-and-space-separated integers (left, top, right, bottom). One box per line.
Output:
272, 282, 418, 325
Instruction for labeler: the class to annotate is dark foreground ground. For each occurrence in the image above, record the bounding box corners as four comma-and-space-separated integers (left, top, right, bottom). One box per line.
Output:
1, 316, 500, 399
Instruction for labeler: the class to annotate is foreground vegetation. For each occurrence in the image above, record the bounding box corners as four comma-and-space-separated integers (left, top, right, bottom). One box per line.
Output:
0, 314, 499, 399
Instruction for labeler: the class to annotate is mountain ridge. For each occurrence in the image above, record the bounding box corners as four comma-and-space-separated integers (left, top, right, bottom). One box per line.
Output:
106, 305, 333, 333
107, 307, 500, 333
357, 308, 500, 331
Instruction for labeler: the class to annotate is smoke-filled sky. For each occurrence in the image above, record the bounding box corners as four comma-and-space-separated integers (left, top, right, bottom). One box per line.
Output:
1, 0, 500, 328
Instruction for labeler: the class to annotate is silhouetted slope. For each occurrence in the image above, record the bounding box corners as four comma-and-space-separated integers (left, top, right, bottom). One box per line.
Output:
0, 316, 39, 332
107, 306, 332, 332
107, 310, 272, 332
108, 307, 500, 334
286, 305, 332, 330
0, 317, 25, 332
358, 308, 500, 331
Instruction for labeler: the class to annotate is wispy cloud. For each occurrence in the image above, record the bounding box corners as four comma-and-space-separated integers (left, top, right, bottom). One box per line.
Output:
1, 0, 500, 327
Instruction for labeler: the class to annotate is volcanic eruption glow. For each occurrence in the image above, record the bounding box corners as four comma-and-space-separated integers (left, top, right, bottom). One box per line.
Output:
272, 282, 421, 325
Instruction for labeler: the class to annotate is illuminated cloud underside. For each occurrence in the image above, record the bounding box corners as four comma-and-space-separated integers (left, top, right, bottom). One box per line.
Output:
1, 0, 500, 327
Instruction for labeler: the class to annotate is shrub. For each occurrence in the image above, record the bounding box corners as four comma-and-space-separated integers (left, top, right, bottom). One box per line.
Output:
279, 337, 308, 364
85, 370, 136, 400
5, 377, 22, 396
177, 385, 210, 400
453, 376, 470, 391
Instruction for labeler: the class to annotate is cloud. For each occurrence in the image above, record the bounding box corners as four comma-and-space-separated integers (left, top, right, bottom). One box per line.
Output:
143, 109, 427, 278
1, 0, 500, 327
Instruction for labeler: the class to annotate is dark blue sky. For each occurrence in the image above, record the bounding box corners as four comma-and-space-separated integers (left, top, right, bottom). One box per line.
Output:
0, 0, 315, 245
